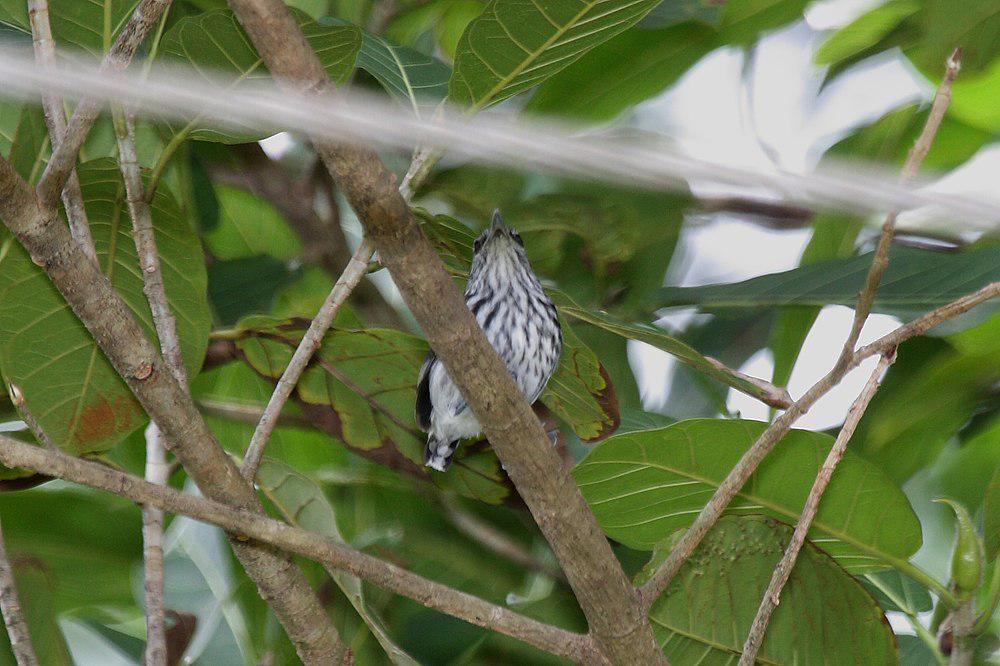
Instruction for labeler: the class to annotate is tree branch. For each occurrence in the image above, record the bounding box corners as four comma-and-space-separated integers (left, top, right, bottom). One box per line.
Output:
35, 0, 172, 207
836, 49, 960, 365
639, 280, 997, 607
0, 154, 345, 662
241, 237, 376, 479
639, 52, 966, 609
7, 384, 55, 450
738, 352, 896, 664
224, 1, 664, 662
142, 426, 169, 666
0, 435, 597, 664
27, 0, 97, 262
112, 105, 185, 666
0, 516, 38, 666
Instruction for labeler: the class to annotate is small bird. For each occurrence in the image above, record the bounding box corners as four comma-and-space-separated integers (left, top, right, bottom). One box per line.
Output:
416, 210, 563, 471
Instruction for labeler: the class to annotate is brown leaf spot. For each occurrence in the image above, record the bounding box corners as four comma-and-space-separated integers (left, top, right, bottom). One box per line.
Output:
74, 396, 141, 446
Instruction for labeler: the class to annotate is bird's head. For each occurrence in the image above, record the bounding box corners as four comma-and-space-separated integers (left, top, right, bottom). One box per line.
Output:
471, 209, 525, 262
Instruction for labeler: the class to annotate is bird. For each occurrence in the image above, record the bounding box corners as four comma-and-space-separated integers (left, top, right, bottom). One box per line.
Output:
415, 209, 563, 471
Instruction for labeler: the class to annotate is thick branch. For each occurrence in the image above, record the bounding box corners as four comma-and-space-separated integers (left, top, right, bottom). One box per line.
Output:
738, 352, 895, 664
0, 156, 345, 663
0, 435, 596, 664
35, 0, 172, 207
224, 1, 663, 662
242, 237, 375, 479
27, 0, 97, 261
0, 517, 38, 666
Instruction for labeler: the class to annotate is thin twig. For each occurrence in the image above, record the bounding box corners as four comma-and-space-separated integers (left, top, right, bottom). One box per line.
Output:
0, 435, 598, 664
241, 236, 376, 480
738, 352, 895, 664
113, 105, 183, 666
7, 384, 56, 450
836, 49, 961, 365
35, 0, 172, 207
639, 53, 965, 610
441, 496, 566, 582
26, 0, 97, 262
142, 426, 169, 666
0, 516, 38, 666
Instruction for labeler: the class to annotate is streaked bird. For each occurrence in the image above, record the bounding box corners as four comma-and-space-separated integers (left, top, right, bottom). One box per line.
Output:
416, 210, 563, 471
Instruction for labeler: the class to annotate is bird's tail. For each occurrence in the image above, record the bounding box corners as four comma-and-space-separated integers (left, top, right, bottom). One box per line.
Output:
424, 434, 458, 472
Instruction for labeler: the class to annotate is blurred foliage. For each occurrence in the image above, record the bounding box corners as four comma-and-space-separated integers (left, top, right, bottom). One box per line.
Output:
0, 0, 997, 664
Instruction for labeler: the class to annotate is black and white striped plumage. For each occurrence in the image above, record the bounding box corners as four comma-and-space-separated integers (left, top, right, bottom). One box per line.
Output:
416, 210, 562, 471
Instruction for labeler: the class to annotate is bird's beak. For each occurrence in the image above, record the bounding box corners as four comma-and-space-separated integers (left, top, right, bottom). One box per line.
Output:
488, 209, 506, 238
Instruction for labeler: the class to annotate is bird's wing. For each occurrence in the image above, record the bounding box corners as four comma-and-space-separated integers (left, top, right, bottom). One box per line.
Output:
415, 350, 436, 431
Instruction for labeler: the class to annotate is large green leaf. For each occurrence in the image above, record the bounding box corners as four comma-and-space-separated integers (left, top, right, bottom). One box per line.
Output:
0, 159, 211, 454
853, 336, 1000, 484
204, 185, 302, 261
649, 516, 897, 664
0, 488, 142, 610
7, 105, 50, 185
448, 0, 661, 110
526, 21, 717, 121
657, 245, 1000, 320
354, 29, 451, 116
814, 0, 920, 66
526, 0, 809, 121
0, 0, 140, 57
157, 9, 361, 143
256, 458, 419, 665
573, 419, 922, 572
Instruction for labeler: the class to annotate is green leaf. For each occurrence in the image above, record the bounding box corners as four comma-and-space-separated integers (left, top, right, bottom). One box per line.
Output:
554, 292, 786, 408
573, 419, 922, 572
448, 0, 661, 110
826, 102, 994, 172
657, 245, 1000, 320
356, 30, 451, 116
0, 0, 141, 57
852, 336, 999, 484
769, 214, 862, 387
985, 468, 999, 560
526, 0, 810, 121
0, 560, 72, 665
0, 101, 22, 159
949, 57, 1000, 133
207, 256, 298, 326
157, 9, 361, 143
541, 321, 620, 442
7, 105, 50, 185
650, 515, 897, 664
525, 22, 717, 121
0, 159, 211, 454
0, 488, 142, 610
639, 0, 724, 27
256, 458, 420, 665
814, 0, 920, 66
862, 569, 933, 614
204, 185, 302, 261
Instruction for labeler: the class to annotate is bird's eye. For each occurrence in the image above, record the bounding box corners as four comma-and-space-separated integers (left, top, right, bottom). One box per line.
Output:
473, 237, 484, 253
512, 232, 524, 247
